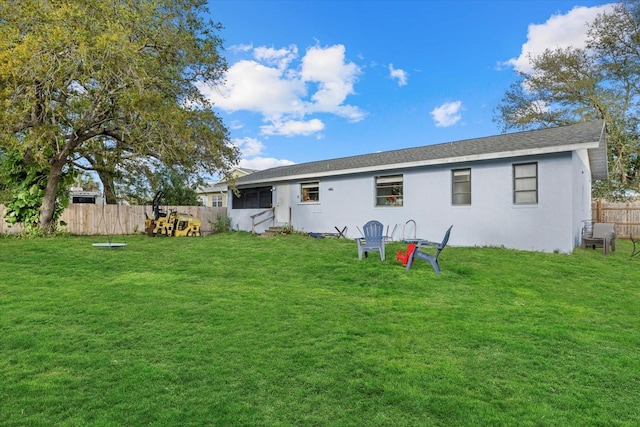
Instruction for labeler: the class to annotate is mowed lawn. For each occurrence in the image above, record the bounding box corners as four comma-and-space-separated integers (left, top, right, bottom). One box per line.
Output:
1, 232, 639, 426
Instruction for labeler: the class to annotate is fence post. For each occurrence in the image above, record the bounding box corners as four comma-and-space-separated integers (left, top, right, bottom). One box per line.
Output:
597, 199, 603, 223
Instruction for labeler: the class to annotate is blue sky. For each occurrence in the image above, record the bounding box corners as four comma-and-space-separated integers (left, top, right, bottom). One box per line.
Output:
202, 0, 614, 174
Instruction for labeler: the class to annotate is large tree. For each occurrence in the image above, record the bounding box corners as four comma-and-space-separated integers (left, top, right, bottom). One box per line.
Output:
494, 0, 640, 198
0, 0, 238, 232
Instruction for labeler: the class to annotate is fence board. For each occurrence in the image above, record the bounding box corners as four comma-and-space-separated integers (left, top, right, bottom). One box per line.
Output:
591, 199, 640, 238
0, 204, 226, 236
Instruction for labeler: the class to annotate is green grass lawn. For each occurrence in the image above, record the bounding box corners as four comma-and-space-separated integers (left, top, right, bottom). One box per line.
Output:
1, 233, 639, 426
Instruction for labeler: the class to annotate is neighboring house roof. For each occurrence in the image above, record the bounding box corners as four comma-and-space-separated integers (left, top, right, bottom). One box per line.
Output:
198, 182, 227, 193
235, 120, 608, 186
233, 167, 261, 175
198, 167, 260, 193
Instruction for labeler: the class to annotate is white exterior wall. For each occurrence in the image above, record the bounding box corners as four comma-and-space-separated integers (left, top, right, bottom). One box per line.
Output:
226, 193, 271, 232
572, 148, 594, 246
229, 152, 591, 253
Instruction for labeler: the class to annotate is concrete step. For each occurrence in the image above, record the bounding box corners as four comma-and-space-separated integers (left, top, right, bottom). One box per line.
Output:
260, 226, 284, 237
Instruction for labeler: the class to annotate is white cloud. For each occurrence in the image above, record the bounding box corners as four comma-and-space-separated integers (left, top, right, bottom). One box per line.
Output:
261, 118, 325, 137
229, 43, 253, 54
388, 64, 408, 86
300, 44, 363, 121
229, 120, 244, 130
430, 101, 463, 127
233, 137, 265, 157
232, 136, 295, 170
254, 45, 298, 70
200, 59, 306, 117
239, 157, 296, 170
504, 4, 615, 74
202, 43, 365, 136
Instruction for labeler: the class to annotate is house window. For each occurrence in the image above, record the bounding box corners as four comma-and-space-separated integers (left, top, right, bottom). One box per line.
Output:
301, 182, 319, 202
376, 175, 403, 206
452, 168, 471, 205
514, 162, 538, 204
232, 186, 272, 209
212, 194, 223, 207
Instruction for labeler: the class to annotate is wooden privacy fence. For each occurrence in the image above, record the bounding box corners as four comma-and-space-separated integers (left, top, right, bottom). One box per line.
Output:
591, 199, 640, 239
3, 200, 640, 238
0, 204, 227, 236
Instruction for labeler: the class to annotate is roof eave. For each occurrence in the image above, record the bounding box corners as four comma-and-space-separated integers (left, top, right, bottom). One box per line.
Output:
236, 141, 602, 186
588, 123, 609, 180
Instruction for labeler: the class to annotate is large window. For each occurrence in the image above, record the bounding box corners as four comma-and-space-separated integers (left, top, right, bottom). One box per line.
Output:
376, 175, 403, 206
212, 194, 223, 207
301, 182, 319, 202
452, 168, 471, 205
513, 162, 538, 204
232, 186, 272, 209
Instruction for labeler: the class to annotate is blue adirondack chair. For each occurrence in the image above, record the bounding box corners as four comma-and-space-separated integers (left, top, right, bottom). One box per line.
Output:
406, 225, 453, 274
356, 220, 386, 261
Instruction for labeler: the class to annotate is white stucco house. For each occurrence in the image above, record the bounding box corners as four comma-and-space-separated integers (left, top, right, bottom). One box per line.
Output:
227, 121, 608, 253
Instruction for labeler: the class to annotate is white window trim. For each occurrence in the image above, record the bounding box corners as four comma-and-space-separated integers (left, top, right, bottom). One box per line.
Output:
212, 194, 223, 207
452, 168, 471, 206
513, 162, 538, 205
375, 174, 404, 207
301, 181, 320, 203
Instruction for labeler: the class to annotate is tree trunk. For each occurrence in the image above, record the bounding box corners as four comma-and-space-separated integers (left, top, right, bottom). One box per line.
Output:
97, 170, 117, 204
39, 159, 65, 233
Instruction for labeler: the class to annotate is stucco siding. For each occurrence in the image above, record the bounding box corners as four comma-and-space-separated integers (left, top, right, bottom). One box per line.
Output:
227, 191, 271, 232
230, 151, 588, 253
227, 122, 603, 253
572, 148, 593, 246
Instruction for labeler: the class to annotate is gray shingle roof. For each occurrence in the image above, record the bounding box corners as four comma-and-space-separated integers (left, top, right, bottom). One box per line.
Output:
236, 120, 607, 185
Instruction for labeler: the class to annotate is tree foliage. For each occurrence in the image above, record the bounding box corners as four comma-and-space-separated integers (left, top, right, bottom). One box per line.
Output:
0, 150, 73, 234
0, 0, 239, 232
157, 168, 203, 206
494, 0, 640, 199
116, 160, 202, 206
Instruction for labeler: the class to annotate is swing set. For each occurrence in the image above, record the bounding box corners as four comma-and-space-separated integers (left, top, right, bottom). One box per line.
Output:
93, 201, 127, 248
